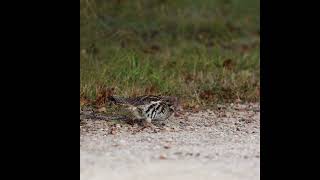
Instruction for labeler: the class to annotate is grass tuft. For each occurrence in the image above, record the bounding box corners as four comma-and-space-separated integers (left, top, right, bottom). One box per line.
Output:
80, 0, 260, 107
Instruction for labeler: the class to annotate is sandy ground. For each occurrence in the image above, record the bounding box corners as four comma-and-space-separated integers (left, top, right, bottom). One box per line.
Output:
80, 103, 260, 180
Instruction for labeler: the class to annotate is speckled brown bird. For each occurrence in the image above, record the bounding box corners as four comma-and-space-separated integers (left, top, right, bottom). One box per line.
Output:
108, 95, 179, 126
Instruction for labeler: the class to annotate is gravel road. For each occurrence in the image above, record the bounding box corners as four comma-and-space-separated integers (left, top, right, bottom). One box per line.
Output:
80, 103, 260, 180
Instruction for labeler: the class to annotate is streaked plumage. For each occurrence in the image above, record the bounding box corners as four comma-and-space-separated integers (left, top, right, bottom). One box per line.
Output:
108, 95, 178, 124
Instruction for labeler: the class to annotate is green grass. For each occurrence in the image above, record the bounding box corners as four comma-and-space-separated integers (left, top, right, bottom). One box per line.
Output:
80, 0, 260, 107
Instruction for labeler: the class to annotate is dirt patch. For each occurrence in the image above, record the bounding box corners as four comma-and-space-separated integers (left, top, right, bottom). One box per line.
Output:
80, 103, 260, 180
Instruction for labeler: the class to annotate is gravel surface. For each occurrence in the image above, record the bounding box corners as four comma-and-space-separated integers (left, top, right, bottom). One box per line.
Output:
80, 103, 260, 180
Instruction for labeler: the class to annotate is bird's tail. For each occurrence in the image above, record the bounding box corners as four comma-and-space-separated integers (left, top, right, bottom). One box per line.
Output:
108, 96, 129, 105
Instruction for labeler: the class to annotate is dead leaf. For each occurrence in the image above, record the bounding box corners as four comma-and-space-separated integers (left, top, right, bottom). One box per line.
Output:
80, 97, 90, 106
144, 85, 157, 94
95, 86, 114, 106
199, 90, 215, 101
223, 59, 235, 70
184, 73, 195, 83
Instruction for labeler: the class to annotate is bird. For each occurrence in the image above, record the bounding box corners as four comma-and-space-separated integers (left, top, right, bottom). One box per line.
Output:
108, 95, 179, 127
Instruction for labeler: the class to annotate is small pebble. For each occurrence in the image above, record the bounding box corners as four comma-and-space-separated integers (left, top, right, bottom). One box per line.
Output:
116, 124, 121, 128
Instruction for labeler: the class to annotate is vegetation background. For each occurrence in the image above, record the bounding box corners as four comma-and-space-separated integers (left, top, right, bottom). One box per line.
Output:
80, 0, 260, 109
